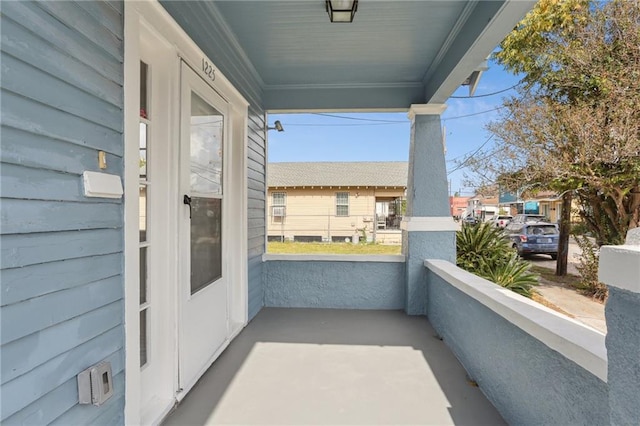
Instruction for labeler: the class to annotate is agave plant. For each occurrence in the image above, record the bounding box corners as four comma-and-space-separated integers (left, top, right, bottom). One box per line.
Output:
478, 253, 538, 298
456, 222, 511, 271
456, 222, 537, 298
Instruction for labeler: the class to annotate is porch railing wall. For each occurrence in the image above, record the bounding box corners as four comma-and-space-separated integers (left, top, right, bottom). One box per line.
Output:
263, 255, 405, 309
424, 260, 609, 425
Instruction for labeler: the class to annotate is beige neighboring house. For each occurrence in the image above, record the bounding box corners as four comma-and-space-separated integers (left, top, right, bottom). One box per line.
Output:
268, 162, 407, 244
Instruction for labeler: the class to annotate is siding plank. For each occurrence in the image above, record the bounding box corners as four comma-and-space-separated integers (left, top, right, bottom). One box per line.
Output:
49, 373, 125, 426
0, 126, 123, 176
247, 144, 265, 164
2, 301, 122, 384
1, 275, 122, 345
1, 53, 123, 132
0, 199, 122, 235
1, 2, 123, 83
248, 188, 265, 201
1, 329, 123, 421
105, 0, 124, 14
248, 235, 265, 250
0, 254, 121, 306
1, 163, 115, 203
248, 245, 264, 256
248, 226, 265, 240
37, 1, 123, 61
247, 168, 265, 184
248, 157, 265, 175
248, 176, 265, 192
248, 198, 264, 210
248, 218, 265, 229
1, 229, 122, 269
75, 1, 123, 39
1, 90, 123, 156
3, 370, 123, 426
0, 17, 123, 107
248, 208, 266, 220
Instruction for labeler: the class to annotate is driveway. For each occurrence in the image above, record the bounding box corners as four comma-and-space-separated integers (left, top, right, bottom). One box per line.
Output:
526, 238, 606, 333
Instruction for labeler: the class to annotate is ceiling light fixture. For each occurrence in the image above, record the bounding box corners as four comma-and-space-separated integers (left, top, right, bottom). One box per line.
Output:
267, 120, 284, 132
326, 0, 358, 23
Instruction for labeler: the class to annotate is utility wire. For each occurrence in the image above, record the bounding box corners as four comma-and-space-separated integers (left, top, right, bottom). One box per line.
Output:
447, 134, 496, 175
283, 122, 404, 127
311, 112, 405, 123
442, 106, 504, 121
446, 107, 518, 175
283, 107, 504, 127
449, 83, 520, 99
446, 84, 531, 175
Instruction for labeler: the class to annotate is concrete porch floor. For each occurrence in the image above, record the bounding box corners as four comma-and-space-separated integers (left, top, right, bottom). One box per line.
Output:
163, 308, 505, 425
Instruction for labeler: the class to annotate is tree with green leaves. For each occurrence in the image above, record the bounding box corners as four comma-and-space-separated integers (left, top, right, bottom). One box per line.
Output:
465, 0, 640, 250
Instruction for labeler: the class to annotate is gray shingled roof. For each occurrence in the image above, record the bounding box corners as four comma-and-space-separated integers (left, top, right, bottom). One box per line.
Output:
268, 162, 408, 188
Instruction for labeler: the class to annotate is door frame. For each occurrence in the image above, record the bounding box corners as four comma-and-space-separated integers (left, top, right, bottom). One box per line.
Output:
124, 2, 249, 424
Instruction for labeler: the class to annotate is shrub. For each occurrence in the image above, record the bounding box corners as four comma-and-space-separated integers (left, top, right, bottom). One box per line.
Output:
573, 235, 608, 301
457, 222, 538, 297
478, 253, 539, 298
456, 222, 511, 271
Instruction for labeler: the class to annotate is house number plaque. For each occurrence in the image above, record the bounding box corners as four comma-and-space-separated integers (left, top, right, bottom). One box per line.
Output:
202, 58, 216, 81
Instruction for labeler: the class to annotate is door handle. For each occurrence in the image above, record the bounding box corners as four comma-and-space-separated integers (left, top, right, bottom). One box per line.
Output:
183, 195, 192, 219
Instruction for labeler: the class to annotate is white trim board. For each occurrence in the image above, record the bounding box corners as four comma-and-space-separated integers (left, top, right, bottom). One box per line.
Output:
425, 259, 607, 382
263, 254, 406, 263
401, 216, 458, 231
408, 104, 447, 119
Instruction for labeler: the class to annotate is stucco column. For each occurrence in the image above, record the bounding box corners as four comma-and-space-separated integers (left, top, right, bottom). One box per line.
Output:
402, 104, 456, 315
599, 228, 640, 425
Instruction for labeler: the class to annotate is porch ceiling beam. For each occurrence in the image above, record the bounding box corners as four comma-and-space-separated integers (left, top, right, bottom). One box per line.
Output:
264, 83, 424, 112
423, 0, 536, 104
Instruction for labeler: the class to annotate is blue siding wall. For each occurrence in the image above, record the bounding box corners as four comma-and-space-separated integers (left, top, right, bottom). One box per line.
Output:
1, 1, 125, 424
161, 1, 267, 321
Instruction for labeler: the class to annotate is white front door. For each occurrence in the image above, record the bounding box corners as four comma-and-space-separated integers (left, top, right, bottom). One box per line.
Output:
178, 62, 230, 391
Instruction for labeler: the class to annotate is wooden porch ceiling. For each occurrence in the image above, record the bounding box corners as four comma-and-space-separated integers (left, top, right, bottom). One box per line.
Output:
161, 1, 535, 111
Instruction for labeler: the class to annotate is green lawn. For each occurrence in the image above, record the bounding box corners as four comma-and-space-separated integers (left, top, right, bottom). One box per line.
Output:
268, 241, 402, 255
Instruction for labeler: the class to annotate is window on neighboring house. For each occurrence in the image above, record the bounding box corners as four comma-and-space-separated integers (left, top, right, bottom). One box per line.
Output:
272, 192, 286, 223
336, 192, 349, 216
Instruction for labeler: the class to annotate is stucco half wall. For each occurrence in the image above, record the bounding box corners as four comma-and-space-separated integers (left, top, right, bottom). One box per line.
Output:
263, 255, 405, 309
425, 260, 609, 425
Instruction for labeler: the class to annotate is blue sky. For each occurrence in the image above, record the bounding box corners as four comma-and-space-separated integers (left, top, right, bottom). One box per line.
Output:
268, 58, 522, 196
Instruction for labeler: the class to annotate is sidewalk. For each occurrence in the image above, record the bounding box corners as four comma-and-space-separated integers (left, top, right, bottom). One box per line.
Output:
535, 278, 606, 333
526, 237, 606, 333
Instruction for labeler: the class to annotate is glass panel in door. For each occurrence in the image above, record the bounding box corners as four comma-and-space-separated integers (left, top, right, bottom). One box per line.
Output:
189, 92, 223, 295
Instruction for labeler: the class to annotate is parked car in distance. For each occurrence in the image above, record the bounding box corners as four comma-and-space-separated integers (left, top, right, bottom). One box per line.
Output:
505, 222, 559, 259
463, 216, 478, 225
491, 215, 513, 228
511, 214, 547, 224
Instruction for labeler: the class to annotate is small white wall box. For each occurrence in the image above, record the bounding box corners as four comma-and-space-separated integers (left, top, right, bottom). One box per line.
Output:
82, 171, 123, 199
77, 361, 114, 406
